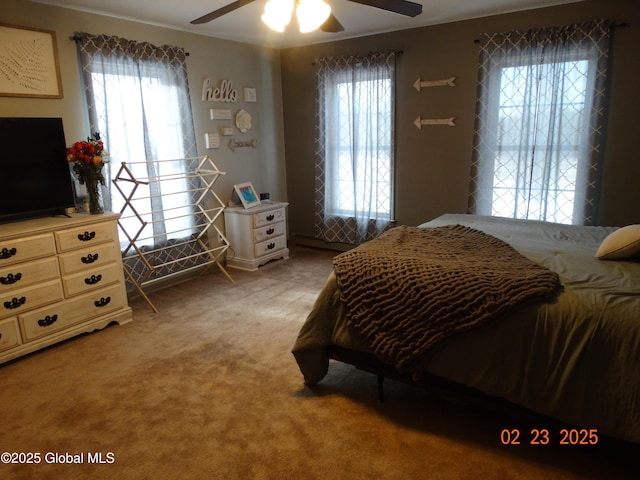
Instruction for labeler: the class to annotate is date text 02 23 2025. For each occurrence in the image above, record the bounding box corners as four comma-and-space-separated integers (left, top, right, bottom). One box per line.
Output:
500, 428, 599, 446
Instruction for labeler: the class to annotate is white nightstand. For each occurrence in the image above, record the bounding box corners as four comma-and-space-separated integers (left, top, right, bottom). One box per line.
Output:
223, 201, 289, 271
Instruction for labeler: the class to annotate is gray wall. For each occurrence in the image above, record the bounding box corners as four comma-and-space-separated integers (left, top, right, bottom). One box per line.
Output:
280, 0, 640, 243
0, 0, 287, 207
3, 0, 638, 244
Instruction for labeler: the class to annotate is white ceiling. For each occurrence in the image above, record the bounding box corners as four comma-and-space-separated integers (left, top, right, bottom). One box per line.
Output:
34, 0, 583, 49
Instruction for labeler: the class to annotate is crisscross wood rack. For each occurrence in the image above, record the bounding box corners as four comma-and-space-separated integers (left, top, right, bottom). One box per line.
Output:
113, 156, 232, 312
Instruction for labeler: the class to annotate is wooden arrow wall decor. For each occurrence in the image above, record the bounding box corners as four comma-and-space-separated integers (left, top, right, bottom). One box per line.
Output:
413, 76, 456, 91
414, 116, 456, 129
413, 75, 457, 129
228, 138, 257, 151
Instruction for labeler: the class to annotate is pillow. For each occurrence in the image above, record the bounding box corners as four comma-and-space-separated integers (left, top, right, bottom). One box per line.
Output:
595, 224, 640, 260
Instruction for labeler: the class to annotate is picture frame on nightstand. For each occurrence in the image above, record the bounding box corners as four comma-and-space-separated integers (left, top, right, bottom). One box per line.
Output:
233, 182, 261, 209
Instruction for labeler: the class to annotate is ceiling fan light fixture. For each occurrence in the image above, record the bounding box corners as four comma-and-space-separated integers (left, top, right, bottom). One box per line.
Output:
261, 0, 294, 32
296, 0, 332, 33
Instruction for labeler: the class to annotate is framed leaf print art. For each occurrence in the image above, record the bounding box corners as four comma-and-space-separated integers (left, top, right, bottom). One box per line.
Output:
0, 24, 63, 98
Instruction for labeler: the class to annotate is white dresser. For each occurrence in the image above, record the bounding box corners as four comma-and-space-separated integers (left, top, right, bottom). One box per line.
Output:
223, 201, 289, 271
0, 213, 132, 364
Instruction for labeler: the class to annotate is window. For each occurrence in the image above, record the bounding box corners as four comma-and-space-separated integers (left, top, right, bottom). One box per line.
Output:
314, 52, 396, 245
491, 59, 590, 223
90, 68, 195, 248
469, 21, 612, 225
326, 75, 393, 219
75, 33, 198, 249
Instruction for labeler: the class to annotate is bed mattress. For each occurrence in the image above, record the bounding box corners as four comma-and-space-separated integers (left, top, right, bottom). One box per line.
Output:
292, 214, 640, 444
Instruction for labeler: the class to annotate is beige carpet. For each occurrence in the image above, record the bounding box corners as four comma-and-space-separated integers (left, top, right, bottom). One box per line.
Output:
0, 246, 637, 480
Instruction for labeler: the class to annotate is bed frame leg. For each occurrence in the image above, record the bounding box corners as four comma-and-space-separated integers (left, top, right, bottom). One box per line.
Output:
377, 375, 385, 402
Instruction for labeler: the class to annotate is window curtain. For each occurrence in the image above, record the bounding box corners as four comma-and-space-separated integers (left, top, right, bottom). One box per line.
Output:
468, 20, 613, 225
314, 52, 396, 245
75, 32, 203, 284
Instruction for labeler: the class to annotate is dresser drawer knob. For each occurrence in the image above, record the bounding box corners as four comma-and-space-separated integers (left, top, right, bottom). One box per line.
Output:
0, 272, 22, 285
78, 231, 96, 242
37, 314, 58, 327
266, 228, 274, 235
94, 296, 111, 308
3, 296, 26, 310
0, 247, 17, 260
82, 253, 99, 264
85, 274, 103, 285
267, 243, 276, 250
266, 214, 275, 221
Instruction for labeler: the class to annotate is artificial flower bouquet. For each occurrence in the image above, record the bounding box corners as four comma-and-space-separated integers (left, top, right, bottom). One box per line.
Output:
66, 132, 107, 214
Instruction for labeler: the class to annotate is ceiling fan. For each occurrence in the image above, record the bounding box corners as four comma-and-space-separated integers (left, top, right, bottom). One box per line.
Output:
190, 0, 423, 33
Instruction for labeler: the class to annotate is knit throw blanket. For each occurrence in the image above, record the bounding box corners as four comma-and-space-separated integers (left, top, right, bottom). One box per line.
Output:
333, 224, 561, 370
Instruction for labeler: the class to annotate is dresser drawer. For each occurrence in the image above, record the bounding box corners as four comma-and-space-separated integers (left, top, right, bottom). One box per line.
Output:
62, 262, 122, 297
0, 280, 64, 319
254, 221, 285, 244
0, 257, 59, 294
58, 243, 119, 276
0, 234, 56, 267
254, 235, 286, 258
253, 207, 285, 228
55, 222, 118, 252
19, 284, 126, 342
0, 317, 21, 353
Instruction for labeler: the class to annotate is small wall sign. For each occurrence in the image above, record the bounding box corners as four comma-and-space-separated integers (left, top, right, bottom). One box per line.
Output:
210, 109, 232, 120
205, 133, 220, 149
243, 87, 257, 102
201, 78, 238, 102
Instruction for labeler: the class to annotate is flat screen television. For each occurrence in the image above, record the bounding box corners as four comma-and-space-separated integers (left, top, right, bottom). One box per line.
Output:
0, 117, 76, 224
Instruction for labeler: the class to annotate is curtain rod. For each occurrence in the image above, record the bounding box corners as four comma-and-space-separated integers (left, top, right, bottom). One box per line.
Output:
473, 21, 630, 44
69, 34, 190, 56
311, 50, 403, 66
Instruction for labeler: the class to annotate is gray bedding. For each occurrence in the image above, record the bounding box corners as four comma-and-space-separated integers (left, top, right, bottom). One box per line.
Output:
292, 214, 640, 444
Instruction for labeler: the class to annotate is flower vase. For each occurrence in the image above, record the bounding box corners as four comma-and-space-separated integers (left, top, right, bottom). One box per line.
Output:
86, 181, 104, 215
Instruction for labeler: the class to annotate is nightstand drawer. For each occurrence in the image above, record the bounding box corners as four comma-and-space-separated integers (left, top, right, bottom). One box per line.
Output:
55, 222, 118, 252
58, 243, 119, 276
0, 280, 64, 319
0, 317, 20, 352
19, 284, 126, 341
254, 235, 286, 258
62, 262, 122, 297
253, 207, 285, 228
254, 221, 285, 243
0, 234, 56, 267
0, 257, 59, 294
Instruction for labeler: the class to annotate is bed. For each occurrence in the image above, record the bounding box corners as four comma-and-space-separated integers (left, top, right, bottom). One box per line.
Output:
292, 214, 640, 445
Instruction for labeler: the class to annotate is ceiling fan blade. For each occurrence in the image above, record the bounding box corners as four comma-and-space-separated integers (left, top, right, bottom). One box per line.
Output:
191, 0, 257, 25
320, 13, 345, 33
347, 0, 422, 17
